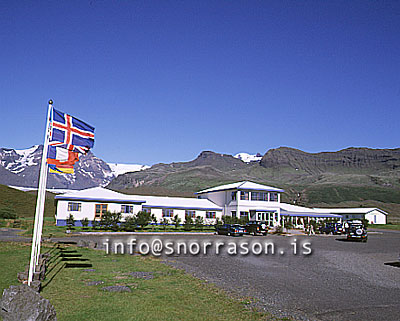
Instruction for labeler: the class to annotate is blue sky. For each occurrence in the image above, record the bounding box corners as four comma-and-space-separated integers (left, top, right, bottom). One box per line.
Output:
0, 1, 399, 165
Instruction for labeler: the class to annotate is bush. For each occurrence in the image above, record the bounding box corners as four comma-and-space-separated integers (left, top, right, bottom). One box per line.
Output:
100, 211, 122, 231
172, 214, 181, 229
81, 217, 89, 229
160, 218, 169, 231
194, 216, 204, 230
135, 211, 151, 229
66, 214, 75, 229
183, 214, 193, 231
0, 206, 17, 219
122, 216, 136, 231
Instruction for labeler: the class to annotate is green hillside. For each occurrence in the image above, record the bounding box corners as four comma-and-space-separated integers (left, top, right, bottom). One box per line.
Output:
0, 185, 55, 218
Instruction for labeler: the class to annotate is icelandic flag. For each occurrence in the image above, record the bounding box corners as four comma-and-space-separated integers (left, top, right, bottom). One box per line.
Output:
47, 145, 80, 175
49, 108, 95, 154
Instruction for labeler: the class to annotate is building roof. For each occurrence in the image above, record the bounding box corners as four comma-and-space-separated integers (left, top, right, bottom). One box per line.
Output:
55, 187, 146, 204
55, 187, 222, 211
279, 203, 342, 218
313, 207, 389, 215
196, 181, 284, 194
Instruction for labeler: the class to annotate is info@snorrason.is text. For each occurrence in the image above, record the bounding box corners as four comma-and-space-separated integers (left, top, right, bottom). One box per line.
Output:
102, 238, 313, 256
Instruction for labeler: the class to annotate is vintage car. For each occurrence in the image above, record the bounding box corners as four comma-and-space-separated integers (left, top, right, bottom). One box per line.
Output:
244, 221, 268, 236
346, 221, 368, 242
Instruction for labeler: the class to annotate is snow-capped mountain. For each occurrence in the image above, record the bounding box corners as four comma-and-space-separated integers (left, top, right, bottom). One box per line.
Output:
107, 163, 150, 177
0, 145, 148, 189
234, 152, 263, 163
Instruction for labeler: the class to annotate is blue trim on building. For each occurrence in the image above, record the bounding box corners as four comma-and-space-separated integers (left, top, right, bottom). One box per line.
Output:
55, 196, 145, 204
196, 187, 285, 195
56, 219, 96, 227
142, 205, 222, 211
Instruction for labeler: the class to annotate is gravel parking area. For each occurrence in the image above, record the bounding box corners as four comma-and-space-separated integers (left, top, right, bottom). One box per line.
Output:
85, 231, 400, 321
2, 229, 399, 320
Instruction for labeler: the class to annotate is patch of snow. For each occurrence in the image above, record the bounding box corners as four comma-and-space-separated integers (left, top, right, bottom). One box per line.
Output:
7, 145, 40, 173
234, 152, 263, 163
107, 163, 150, 177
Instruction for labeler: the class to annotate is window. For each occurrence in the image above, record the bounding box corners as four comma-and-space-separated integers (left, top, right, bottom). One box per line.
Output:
142, 208, 151, 213
231, 191, 237, 201
95, 204, 108, 219
231, 211, 237, 218
240, 191, 249, 200
269, 192, 278, 202
68, 202, 81, 212
185, 210, 196, 218
240, 211, 249, 219
162, 209, 174, 218
121, 205, 134, 214
206, 211, 216, 219
251, 192, 268, 201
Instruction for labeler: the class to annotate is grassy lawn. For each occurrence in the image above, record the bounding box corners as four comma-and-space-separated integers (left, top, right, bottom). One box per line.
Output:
0, 242, 275, 321
369, 224, 400, 230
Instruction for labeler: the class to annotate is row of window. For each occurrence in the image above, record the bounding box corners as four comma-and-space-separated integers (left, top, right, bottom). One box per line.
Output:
231, 191, 279, 202
68, 202, 218, 219
161, 209, 216, 219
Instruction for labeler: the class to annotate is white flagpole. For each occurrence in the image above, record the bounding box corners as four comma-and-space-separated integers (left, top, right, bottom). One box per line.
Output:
28, 100, 53, 286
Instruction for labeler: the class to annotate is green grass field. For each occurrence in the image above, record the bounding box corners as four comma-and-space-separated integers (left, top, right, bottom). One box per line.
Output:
0, 242, 276, 321
369, 224, 400, 230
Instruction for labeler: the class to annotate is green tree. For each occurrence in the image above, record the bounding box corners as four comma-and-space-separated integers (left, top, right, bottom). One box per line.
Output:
150, 214, 157, 231
80, 217, 89, 229
0, 206, 17, 219
183, 214, 193, 231
66, 214, 75, 229
122, 216, 137, 232
214, 218, 222, 227
91, 219, 99, 230
195, 216, 204, 230
160, 218, 169, 231
172, 214, 181, 229
100, 211, 121, 231
135, 211, 151, 229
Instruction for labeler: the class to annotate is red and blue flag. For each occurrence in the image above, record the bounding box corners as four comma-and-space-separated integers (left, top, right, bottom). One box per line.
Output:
49, 108, 95, 154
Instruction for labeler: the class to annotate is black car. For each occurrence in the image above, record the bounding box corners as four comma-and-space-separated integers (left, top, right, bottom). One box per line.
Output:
319, 222, 344, 235
346, 221, 368, 242
244, 222, 268, 236
216, 224, 245, 236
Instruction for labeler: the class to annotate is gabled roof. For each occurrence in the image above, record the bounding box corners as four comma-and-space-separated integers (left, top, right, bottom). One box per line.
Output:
55, 187, 146, 204
196, 181, 284, 194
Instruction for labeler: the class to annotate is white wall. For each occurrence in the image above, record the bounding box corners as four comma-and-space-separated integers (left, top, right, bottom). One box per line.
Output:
365, 210, 386, 224
56, 200, 143, 221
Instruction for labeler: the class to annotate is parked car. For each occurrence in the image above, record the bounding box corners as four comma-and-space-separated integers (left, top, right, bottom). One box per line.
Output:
244, 222, 268, 236
216, 224, 245, 236
346, 221, 368, 242
319, 222, 344, 235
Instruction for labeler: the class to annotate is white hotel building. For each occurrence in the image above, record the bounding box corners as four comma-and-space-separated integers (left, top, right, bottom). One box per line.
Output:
54, 181, 388, 226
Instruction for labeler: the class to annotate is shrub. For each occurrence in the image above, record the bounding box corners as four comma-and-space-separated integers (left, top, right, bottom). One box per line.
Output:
195, 216, 204, 230
81, 217, 89, 229
183, 214, 193, 231
66, 214, 75, 228
0, 206, 17, 219
100, 211, 122, 231
135, 211, 151, 229
122, 216, 137, 231
160, 218, 169, 231
172, 214, 181, 229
